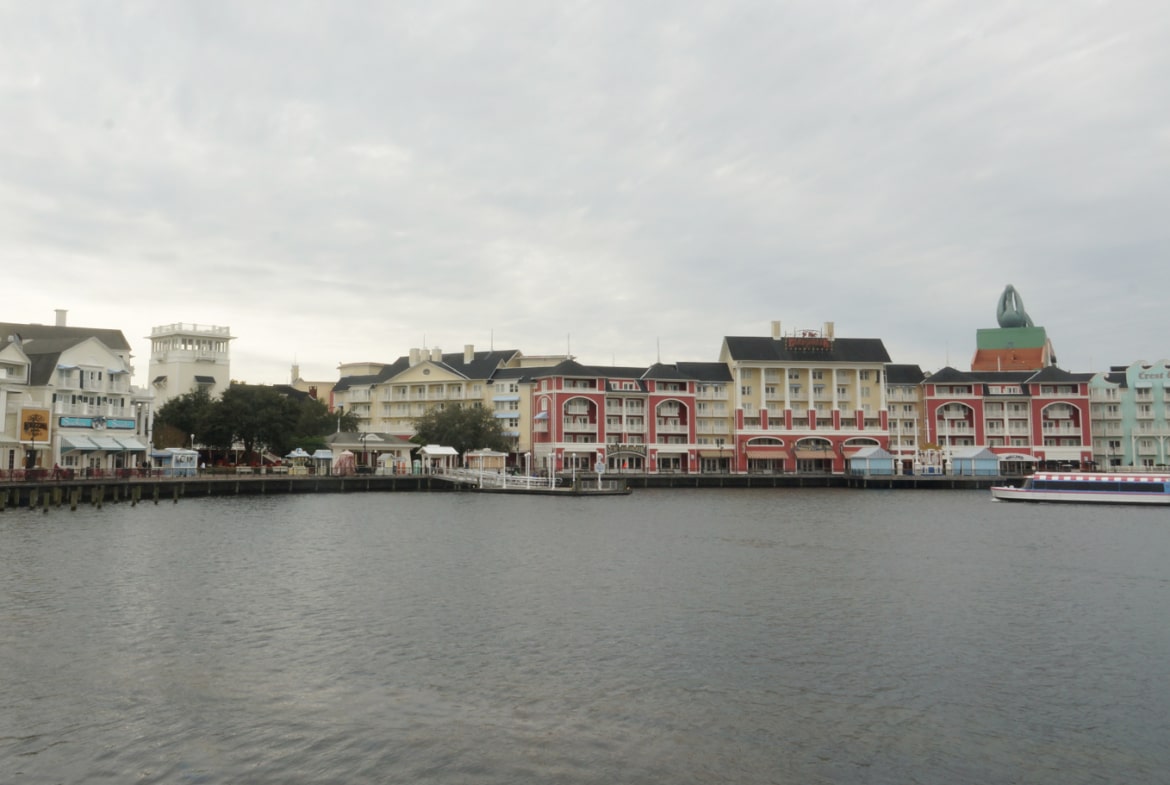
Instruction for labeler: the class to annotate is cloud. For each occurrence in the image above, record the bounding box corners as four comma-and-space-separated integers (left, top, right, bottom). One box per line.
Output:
2, 1, 1168, 383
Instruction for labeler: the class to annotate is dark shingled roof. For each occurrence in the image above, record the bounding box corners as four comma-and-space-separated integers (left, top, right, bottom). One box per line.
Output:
723, 335, 891, 364
925, 366, 1093, 388
0, 321, 131, 352
333, 350, 521, 392
675, 362, 735, 383
884, 364, 926, 385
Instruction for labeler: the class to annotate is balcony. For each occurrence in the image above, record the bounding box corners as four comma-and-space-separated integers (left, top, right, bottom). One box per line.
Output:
54, 402, 138, 419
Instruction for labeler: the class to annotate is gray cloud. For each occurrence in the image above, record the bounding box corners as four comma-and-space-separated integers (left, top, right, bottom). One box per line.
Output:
2, 1, 1167, 382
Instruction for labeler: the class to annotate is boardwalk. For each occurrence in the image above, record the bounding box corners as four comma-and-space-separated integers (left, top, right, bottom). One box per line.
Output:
0, 471, 1005, 510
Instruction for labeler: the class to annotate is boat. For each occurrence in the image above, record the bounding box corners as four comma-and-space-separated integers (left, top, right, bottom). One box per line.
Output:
991, 471, 1170, 505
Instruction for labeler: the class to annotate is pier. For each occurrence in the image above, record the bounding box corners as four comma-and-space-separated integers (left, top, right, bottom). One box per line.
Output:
0, 471, 1006, 510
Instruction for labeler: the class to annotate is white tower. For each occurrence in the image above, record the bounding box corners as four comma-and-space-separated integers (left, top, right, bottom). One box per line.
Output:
147, 323, 234, 408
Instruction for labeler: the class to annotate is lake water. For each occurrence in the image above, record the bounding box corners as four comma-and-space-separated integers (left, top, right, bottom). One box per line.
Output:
2, 488, 1168, 784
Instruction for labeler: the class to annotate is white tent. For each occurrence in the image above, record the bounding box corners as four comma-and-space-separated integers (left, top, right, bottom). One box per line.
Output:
418, 444, 459, 472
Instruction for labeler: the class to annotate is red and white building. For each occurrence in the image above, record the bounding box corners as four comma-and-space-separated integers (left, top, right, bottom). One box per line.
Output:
922, 365, 1095, 473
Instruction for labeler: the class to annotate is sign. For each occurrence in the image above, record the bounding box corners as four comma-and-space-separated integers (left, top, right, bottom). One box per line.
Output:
21, 408, 52, 443
58, 416, 137, 430
783, 336, 832, 352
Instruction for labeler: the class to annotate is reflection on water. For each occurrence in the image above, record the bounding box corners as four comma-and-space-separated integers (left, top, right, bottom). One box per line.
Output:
2, 489, 1169, 784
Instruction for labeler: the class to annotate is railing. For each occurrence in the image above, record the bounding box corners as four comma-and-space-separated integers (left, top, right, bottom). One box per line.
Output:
439, 468, 561, 490
151, 323, 231, 336
54, 403, 140, 419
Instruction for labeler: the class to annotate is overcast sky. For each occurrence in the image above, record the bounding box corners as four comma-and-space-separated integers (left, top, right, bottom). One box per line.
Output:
3, 2, 1168, 385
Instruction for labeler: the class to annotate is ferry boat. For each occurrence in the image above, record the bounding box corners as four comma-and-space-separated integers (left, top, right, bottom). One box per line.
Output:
990, 471, 1170, 505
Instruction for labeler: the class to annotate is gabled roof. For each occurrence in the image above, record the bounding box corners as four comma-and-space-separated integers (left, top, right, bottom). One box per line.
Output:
923, 366, 972, 384
334, 350, 520, 390
675, 361, 735, 383
1027, 365, 1093, 383
641, 363, 689, 381
0, 322, 132, 353
723, 335, 891, 363
927, 365, 1092, 389
325, 432, 415, 450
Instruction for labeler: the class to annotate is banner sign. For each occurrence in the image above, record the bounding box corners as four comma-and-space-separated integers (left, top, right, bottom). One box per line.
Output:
20, 408, 52, 443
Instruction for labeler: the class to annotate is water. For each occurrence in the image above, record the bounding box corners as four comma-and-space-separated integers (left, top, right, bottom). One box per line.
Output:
2, 488, 1168, 784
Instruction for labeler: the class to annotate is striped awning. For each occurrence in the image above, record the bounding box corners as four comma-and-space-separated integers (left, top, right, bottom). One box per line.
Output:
115, 437, 149, 451
61, 435, 99, 451
90, 435, 125, 450
747, 449, 790, 460
794, 449, 834, 459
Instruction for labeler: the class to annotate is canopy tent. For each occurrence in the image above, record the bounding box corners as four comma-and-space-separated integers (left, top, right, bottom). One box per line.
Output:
310, 449, 334, 475
418, 444, 459, 473
284, 447, 312, 475
333, 450, 356, 476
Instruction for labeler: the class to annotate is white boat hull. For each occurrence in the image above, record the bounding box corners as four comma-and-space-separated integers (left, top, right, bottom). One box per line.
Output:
991, 485, 1170, 505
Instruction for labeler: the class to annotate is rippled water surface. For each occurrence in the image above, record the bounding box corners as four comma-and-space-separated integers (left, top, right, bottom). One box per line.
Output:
3, 488, 1169, 784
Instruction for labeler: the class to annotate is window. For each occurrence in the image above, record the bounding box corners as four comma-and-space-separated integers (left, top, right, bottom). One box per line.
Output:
741, 386, 752, 396
790, 385, 801, 396
812, 370, 824, 380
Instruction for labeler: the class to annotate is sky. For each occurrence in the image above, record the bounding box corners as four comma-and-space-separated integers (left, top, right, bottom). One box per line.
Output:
2, 1, 1168, 386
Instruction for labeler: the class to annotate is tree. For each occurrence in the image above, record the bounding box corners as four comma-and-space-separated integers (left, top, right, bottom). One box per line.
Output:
214, 384, 301, 459
289, 397, 353, 453
153, 388, 214, 448
411, 404, 510, 455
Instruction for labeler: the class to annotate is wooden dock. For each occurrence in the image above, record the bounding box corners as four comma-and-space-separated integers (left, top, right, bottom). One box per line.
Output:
0, 471, 1002, 510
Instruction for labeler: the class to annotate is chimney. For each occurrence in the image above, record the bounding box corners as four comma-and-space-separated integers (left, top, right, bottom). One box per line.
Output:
464, 344, 474, 364
431, 347, 442, 362
824, 321, 835, 339
770, 320, 782, 339
409, 348, 421, 366
55, 309, 68, 327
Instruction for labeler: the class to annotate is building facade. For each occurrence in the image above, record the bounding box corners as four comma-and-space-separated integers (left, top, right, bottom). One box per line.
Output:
1089, 361, 1170, 469
1, 313, 152, 475
922, 365, 1094, 473
719, 321, 892, 474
